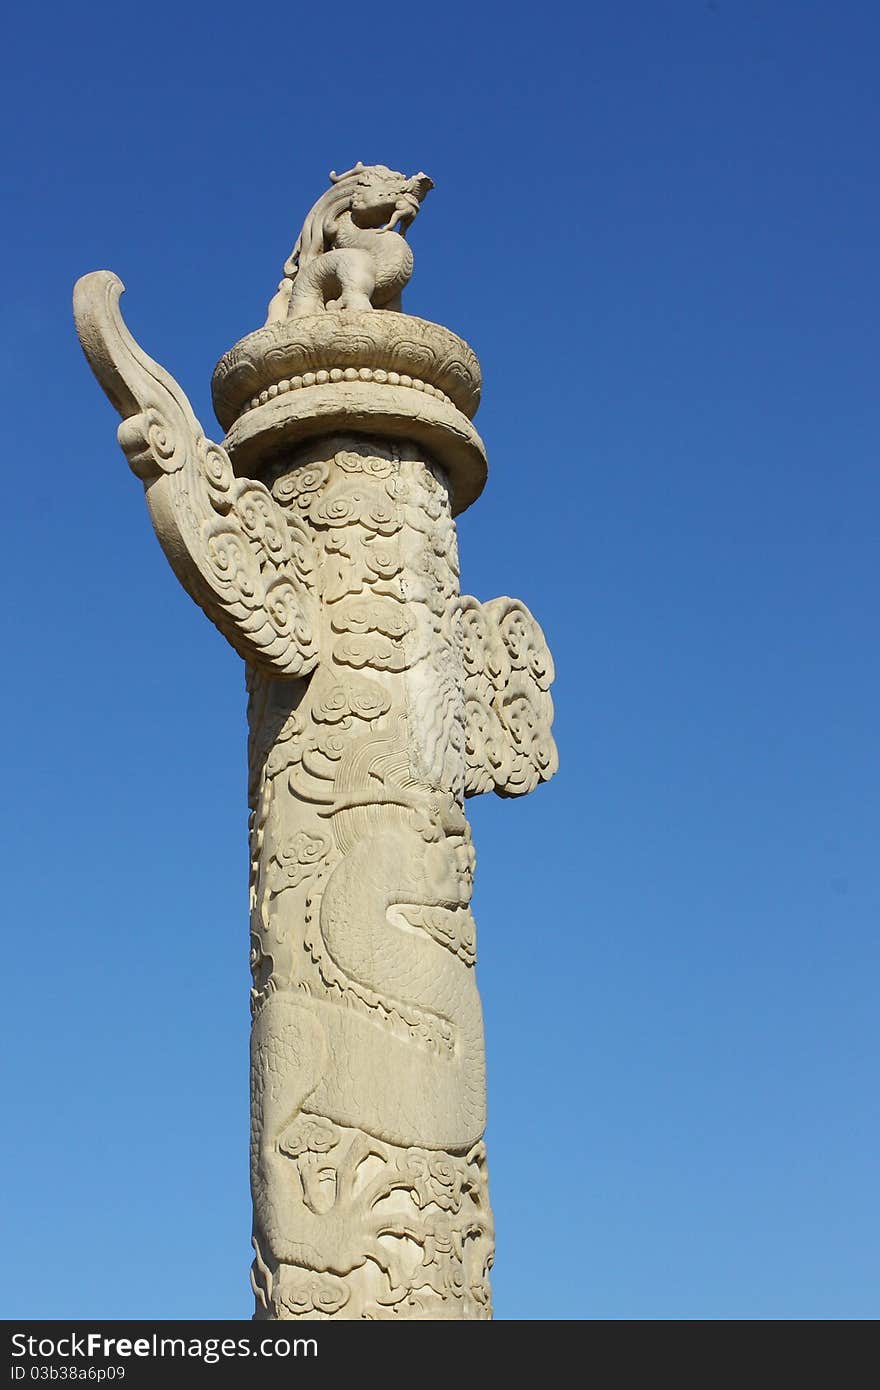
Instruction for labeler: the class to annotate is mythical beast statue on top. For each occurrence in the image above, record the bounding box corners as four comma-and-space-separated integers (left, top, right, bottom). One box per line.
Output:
266, 163, 434, 322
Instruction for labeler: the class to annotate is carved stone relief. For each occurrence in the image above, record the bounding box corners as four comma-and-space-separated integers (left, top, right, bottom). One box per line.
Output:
73, 170, 557, 1319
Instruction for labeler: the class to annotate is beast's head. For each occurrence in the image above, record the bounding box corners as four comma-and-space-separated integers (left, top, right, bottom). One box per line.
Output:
343, 163, 434, 231
283, 163, 434, 278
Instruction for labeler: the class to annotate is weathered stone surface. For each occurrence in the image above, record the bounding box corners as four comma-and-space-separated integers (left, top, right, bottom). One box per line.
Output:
73, 167, 557, 1320
212, 310, 481, 428
213, 311, 487, 515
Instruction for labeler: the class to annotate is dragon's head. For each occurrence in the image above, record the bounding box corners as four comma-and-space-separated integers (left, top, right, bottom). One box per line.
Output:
344, 163, 434, 232
284, 163, 434, 277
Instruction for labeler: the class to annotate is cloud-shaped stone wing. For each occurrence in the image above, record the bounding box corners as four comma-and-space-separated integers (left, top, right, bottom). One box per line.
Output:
458, 596, 558, 798
73, 272, 318, 678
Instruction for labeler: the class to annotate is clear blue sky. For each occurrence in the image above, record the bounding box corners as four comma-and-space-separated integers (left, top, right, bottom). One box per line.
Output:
3, 1, 878, 1320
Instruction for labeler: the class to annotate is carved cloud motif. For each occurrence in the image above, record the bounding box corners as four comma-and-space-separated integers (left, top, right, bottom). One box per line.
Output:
73, 271, 319, 679
457, 596, 558, 798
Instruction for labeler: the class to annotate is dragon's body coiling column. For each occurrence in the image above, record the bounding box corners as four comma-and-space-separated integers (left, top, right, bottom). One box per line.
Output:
75, 164, 557, 1320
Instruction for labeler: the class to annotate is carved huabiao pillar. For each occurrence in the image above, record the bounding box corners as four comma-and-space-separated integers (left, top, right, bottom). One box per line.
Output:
74, 164, 558, 1321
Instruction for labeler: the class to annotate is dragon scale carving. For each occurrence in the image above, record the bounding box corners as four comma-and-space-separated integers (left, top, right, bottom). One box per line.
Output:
246, 438, 556, 1317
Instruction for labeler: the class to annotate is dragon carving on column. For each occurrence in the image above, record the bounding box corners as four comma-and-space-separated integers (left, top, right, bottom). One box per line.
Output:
74, 165, 558, 1320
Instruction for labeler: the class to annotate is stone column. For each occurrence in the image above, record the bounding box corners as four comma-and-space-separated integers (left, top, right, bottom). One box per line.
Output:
74, 165, 557, 1321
